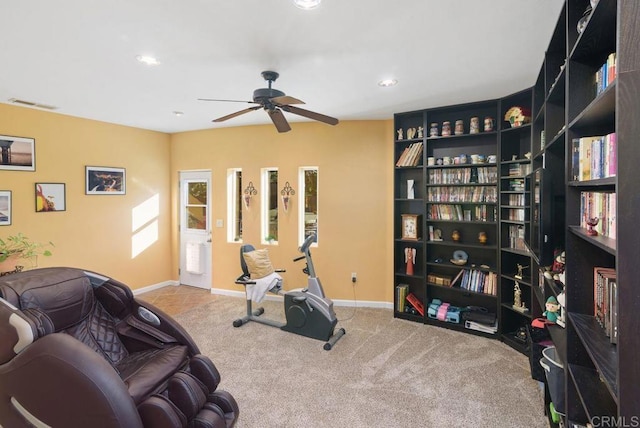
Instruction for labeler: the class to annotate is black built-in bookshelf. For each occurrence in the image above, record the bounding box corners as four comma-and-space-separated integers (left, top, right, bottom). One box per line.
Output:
528, 0, 640, 425
395, 1, 640, 425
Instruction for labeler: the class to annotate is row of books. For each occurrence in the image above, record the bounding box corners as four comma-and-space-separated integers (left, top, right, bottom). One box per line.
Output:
396, 142, 423, 167
427, 204, 495, 222
427, 186, 497, 203
428, 167, 497, 184
507, 225, 526, 251
507, 163, 532, 177
593, 266, 617, 344
507, 194, 525, 206
449, 268, 498, 295
504, 208, 525, 221
580, 191, 616, 239
508, 178, 525, 191
395, 284, 409, 312
595, 52, 616, 96
571, 133, 617, 182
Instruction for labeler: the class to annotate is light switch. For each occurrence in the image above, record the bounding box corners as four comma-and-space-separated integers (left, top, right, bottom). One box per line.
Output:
216, 219, 224, 228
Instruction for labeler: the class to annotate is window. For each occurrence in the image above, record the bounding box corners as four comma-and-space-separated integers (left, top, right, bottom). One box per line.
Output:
185, 181, 207, 230
261, 168, 278, 244
227, 168, 243, 242
299, 167, 318, 243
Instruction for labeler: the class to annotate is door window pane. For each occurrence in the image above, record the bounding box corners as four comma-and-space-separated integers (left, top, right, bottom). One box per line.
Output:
185, 181, 207, 231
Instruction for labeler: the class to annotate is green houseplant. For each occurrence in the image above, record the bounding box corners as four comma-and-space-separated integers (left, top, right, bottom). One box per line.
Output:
0, 233, 54, 273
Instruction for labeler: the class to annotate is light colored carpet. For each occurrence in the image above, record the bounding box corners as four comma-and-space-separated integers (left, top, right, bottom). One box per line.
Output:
174, 295, 547, 428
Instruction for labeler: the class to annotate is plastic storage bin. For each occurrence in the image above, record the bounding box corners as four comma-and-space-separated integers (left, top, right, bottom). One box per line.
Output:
540, 346, 565, 415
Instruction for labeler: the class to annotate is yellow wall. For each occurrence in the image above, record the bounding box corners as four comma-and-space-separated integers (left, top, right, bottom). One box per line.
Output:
0, 104, 173, 288
0, 103, 394, 303
170, 120, 394, 302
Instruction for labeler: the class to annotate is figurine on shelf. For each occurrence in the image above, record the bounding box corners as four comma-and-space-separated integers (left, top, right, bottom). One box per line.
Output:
586, 217, 599, 236
544, 249, 566, 286
407, 127, 416, 140
515, 263, 529, 280
397, 128, 403, 140
404, 247, 416, 276
543, 296, 561, 323
513, 282, 522, 308
556, 292, 566, 328
513, 282, 529, 313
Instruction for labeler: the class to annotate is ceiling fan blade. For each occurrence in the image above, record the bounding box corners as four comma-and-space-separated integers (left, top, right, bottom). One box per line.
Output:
268, 108, 291, 133
213, 106, 261, 122
270, 95, 305, 106
281, 105, 339, 126
199, 98, 256, 104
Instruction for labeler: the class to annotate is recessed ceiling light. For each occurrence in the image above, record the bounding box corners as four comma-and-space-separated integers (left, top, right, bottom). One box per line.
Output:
173, 111, 184, 116
136, 55, 160, 66
293, 0, 321, 10
378, 79, 398, 87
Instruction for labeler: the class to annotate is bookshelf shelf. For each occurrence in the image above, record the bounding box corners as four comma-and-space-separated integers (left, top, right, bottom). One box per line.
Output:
568, 226, 616, 255
568, 364, 618, 420
569, 312, 618, 399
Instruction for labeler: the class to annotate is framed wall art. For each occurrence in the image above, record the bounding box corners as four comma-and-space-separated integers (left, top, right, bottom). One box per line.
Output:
0, 191, 11, 225
0, 135, 35, 171
35, 183, 66, 212
85, 166, 126, 195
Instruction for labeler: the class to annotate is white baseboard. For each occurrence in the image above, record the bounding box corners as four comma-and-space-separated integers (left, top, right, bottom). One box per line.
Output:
132, 280, 179, 295
210, 288, 393, 309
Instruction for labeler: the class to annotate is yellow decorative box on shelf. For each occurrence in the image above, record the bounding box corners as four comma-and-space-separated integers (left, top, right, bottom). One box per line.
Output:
504, 106, 531, 128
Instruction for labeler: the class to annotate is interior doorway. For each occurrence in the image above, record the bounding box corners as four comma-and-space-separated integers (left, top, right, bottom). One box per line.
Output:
179, 171, 212, 289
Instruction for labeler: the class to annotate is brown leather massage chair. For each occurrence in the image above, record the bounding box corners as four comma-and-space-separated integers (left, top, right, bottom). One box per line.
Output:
0, 267, 238, 428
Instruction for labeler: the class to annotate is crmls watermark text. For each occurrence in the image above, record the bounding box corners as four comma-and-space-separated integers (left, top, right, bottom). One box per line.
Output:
591, 416, 640, 428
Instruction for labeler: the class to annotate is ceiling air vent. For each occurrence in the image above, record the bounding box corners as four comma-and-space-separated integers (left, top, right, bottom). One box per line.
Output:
8, 98, 58, 110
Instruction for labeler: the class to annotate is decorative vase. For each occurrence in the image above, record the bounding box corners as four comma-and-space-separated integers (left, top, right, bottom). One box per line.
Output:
454, 120, 464, 135
441, 121, 451, 137
470, 117, 480, 134
429, 123, 439, 137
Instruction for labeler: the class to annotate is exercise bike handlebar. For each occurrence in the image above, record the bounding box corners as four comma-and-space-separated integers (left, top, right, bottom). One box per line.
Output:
299, 233, 317, 254
293, 255, 305, 262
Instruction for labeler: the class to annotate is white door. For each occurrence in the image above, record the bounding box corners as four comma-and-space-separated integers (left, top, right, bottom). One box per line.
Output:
179, 171, 212, 289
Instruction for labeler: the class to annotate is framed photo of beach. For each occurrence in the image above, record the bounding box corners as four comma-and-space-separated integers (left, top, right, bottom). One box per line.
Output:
0, 135, 35, 171
0, 191, 11, 225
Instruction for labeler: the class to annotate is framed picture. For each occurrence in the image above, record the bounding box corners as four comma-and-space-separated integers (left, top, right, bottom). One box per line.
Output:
35, 183, 66, 212
85, 166, 126, 195
0, 191, 11, 225
0, 134, 35, 171
401, 214, 421, 241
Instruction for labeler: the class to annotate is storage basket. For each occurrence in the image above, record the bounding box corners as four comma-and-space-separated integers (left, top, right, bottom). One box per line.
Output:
540, 346, 565, 415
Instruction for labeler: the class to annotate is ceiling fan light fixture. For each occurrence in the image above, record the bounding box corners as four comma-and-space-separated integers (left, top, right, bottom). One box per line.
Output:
378, 79, 398, 87
136, 55, 160, 66
293, 0, 321, 10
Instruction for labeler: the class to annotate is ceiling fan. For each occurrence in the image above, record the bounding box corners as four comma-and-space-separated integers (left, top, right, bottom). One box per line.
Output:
198, 71, 339, 133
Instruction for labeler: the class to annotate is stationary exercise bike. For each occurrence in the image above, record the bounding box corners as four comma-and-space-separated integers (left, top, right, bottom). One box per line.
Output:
234, 233, 346, 350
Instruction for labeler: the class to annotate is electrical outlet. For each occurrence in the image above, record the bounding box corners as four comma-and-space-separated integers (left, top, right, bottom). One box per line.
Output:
351, 272, 357, 283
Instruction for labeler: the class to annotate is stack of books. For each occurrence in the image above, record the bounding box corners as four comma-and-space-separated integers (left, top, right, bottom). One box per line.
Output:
396, 142, 423, 167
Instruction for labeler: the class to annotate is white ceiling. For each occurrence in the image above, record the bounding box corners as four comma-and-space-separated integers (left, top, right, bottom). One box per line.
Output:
0, 0, 564, 134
